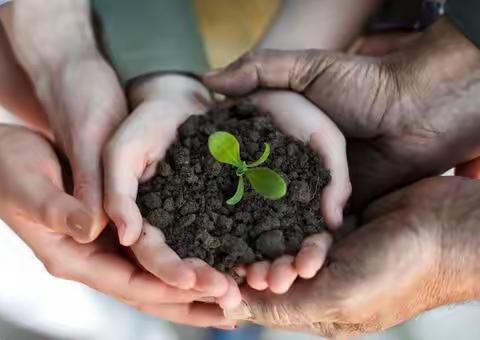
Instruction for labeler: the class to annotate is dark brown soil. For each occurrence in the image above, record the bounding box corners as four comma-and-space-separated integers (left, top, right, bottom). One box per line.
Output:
137, 105, 330, 273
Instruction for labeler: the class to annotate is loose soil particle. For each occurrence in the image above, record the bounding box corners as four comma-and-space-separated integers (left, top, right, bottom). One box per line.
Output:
137, 105, 330, 273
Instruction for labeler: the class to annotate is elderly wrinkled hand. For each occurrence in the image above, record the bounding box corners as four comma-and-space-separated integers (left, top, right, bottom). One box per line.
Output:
204, 17, 480, 211
223, 176, 480, 337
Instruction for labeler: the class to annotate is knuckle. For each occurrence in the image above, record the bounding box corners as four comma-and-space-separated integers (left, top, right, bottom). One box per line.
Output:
240, 50, 260, 64
290, 49, 328, 91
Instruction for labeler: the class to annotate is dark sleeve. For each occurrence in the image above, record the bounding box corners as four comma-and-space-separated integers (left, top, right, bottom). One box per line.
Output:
446, 0, 480, 48
92, 0, 209, 88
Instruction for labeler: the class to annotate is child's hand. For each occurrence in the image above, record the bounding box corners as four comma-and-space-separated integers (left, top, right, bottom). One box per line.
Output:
234, 90, 350, 294
102, 74, 240, 310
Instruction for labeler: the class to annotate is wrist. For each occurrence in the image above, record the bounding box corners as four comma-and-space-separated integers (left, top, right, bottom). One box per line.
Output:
128, 74, 211, 110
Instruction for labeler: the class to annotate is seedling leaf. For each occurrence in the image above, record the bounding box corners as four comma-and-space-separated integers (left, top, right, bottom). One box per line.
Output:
246, 167, 287, 200
208, 131, 242, 167
226, 175, 245, 205
247, 143, 270, 168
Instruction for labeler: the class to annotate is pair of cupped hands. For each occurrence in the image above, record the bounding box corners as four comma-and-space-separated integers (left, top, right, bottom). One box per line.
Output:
3, 6, 480, 336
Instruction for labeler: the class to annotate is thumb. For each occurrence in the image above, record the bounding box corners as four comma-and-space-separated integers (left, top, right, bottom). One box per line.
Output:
203, 49, 355, 97
204, 49, 388, 138
224, 272, 339, 327
70, 147, 107, 241
7, 169, 93, 244
204, 49, 313, 96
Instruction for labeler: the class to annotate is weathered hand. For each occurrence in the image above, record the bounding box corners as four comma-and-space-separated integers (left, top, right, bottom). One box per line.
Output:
204, 17, 480, 211
224, 176, 480, 337
0, 124, 235, 329
1, 0, 127, 240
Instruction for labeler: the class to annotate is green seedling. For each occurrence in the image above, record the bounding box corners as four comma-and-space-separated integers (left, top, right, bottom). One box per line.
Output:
208, 131, 287, 205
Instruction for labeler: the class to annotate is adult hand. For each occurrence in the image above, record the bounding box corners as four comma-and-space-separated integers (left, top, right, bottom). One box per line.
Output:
223, 176, 480, 337
1, 0, 127, 240
204, 17, 480, 210
0, 124, 236, 329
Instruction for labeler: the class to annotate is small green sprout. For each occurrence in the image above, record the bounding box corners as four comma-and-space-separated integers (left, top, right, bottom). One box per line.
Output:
208, 131, 287, 205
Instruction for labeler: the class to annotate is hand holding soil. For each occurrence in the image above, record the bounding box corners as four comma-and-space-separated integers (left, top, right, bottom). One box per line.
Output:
137, 98, 342, 294
223, 177, 480, 337
204, 18, 480, 213
102, 74, 244, 309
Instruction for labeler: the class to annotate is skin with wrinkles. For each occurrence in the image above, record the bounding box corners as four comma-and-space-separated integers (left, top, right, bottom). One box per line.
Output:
225, 177, 480, 337
204, 17, 480, 336
204, 17, 480, 211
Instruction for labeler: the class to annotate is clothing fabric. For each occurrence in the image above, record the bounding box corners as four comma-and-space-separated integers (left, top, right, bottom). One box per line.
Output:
92, 0, 208, 88
446, 0, 480, 48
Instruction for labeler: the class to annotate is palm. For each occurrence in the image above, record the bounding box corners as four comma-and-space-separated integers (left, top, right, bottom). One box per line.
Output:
234, 177, 480, 337
204, 18, 480, 211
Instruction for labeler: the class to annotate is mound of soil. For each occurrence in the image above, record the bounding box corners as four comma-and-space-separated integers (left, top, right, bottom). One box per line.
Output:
137, 105, 330, 273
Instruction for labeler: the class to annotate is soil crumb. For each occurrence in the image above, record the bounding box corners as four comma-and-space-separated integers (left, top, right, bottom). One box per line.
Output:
137, 105, 330, 273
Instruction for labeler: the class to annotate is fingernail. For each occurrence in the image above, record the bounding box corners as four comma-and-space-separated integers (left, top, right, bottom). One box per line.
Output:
66, 211, 93, 242
204, 69, 222, 77
116, 220, 127, 245
224, 301, 253, 320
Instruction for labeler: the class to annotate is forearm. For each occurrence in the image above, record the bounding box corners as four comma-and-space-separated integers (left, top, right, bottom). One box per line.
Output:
0, 0, 99, 81
259, 0, 380, 50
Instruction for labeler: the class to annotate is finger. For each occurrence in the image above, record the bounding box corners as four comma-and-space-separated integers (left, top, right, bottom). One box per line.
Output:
251, 91, 351, 229
130, 220, 196, 290
217, 276, 242, 310
185, 258, 229, 297
138, 302, 234, 328
0, 127, 93, 242
139, 160, 159, 183
203, 49, 309, 96
103, 104, 180, 246
295, 233, 333, 279
224, 270, 339, 326
234, 264, 247, 278
70, 145, 107, 240
268, 255, 297, 295
13, 176, 93, 243
246, 261, 270, 291
103, 142, 144, 246
53, 239, 203, 304
311, 132, 351, 229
